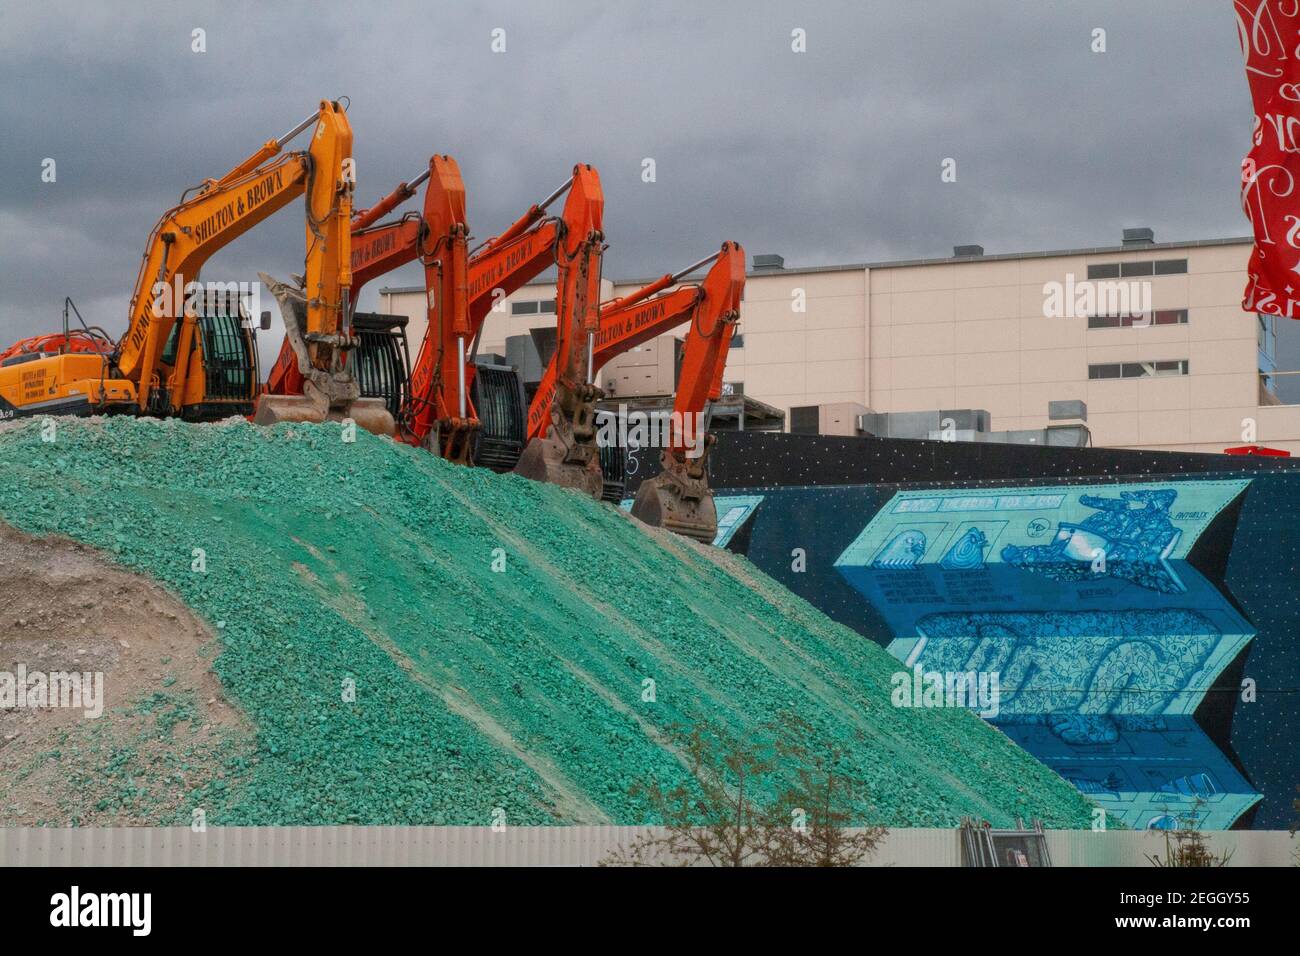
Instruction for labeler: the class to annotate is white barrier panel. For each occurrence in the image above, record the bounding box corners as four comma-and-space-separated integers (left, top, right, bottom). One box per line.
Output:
1, 827, 1294, 867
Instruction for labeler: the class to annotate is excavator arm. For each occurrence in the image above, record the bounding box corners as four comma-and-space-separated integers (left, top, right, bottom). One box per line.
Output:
511, 165, 606, 497
265, 160, 435, 396
616, 242, 746, 541
253, 101, 393, 435
395, 157, 470, 457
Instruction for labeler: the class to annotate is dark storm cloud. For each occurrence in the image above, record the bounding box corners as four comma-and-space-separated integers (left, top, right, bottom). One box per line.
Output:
2, 1, 1286, 386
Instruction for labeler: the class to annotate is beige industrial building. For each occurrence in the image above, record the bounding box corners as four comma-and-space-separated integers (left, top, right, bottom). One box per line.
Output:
380, 229, 1300, 455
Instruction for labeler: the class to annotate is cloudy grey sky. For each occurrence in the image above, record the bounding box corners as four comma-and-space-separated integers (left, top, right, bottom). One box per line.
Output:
2, 1, 1293, 393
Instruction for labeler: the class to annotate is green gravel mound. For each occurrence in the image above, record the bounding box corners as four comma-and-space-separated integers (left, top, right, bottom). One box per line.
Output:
0, 417, 1095, 827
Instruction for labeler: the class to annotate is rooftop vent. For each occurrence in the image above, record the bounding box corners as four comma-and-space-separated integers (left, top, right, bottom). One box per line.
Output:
1122, 227, 1155, 247
1048, 399, 1087, 422
752, 254, 784, 271
953, 244, 984, 258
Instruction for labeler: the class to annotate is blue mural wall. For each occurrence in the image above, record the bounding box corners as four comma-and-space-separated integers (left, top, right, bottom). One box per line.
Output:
676, 439, 1300, 830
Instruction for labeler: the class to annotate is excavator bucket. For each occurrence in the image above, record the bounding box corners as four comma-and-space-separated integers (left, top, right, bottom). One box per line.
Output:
631, 440, 719, 543
631, 473, 718, 543
513, 432, 604, 498
253, 388, 395, 435
513, 379, 605, 497
255, 273, 396, 436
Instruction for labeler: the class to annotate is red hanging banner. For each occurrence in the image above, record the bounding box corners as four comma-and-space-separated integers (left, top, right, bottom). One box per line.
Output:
1237, 0, 1300, 318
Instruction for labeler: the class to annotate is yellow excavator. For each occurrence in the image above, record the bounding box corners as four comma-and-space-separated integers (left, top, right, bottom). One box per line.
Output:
0, 100, 392, 435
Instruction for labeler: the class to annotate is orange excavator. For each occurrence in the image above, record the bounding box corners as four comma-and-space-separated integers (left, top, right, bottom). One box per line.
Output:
0, 299, 116, 366
527, 242, 746, 539
265, 162, 607, 481
459, 165, 605, 476
0, 101, 389, 433
630, 243, 745, 540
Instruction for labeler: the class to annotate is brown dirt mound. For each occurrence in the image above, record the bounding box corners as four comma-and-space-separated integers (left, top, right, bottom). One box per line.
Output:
0, 524, 252, 826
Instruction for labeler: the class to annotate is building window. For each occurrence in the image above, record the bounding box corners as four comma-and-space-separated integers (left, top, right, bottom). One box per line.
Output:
1258, 312, 1277, 364
790, 405, 819, 434
1087, 259, 1187, 280
1258, 313, 1278, 397
1088, 359, 1189, 379
513, 298, 556, 316
1087, 309, 1188, 329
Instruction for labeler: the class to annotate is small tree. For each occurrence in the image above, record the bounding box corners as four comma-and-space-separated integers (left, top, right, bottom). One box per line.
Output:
602, 722, 777, 867
765, 728, 887, 867
603, 717, 885, 867
1146, 800, 1233, 868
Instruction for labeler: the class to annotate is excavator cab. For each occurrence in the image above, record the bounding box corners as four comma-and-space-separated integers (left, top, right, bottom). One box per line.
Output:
469, 362, 529, 470
350, 312, 411, 421
158, 305, 260, 421
196, 313, 259, 414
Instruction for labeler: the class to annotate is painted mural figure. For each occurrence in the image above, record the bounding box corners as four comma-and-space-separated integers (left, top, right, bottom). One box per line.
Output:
873, 529, 927, 569
1001, 489, 1184, 593
941, 526, 988, 570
